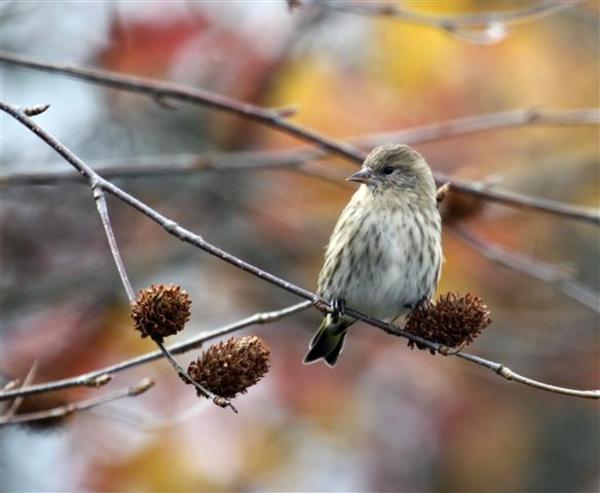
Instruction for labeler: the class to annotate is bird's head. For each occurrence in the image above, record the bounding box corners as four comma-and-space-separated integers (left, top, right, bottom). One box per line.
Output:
347, 143, 436, 197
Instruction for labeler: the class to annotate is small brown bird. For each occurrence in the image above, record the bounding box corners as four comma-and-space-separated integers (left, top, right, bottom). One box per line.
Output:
304, 143, 443, 366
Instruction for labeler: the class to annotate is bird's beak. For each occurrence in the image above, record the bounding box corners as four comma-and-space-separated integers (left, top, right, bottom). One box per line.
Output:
346, 168, 373, 184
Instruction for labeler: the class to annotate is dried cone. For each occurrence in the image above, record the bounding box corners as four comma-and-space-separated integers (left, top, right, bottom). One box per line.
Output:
405, 293, 491, 353
187, 336, 271, 399
439, 189, 485, 224
131, 284, 191, 342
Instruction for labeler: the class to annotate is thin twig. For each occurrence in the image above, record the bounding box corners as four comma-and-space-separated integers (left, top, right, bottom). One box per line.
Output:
0, 50, 359, 160
3, 107, 598, 186
0, 150, 311, 185
352, 107, 600, 147
2, 380, 21, 392
0, 378, 155, 427
449, 224, 600, 313
92, 150, 233, 411
319, 0, 584, 44
436, 172, 599, 224
348, 309, 600, 400
1, 52, 598, 225
2, 361, 38, 418
325, 0, 582, 26
0, 301, 313, 401
93, 187, 135, 302
1, 101, 597, 401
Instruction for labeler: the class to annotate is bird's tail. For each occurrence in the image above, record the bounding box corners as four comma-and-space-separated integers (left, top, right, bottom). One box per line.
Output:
303, 315, 353, 367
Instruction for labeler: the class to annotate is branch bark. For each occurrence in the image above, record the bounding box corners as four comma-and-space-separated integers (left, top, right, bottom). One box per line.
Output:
1, 100, 598, 401
1, 52, 598, 225
93, 154, 236, 410
0, 378, 155, 427
0, 301, 313, 400
318, 0, 584, 44
449, 224, 599, 313
2, 107, 598, 184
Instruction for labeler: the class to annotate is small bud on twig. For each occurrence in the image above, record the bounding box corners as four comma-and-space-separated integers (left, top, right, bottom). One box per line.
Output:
23, 104, 50, 117
2, 379, 20, 391
85, 374, 112, 388
131, 284, 191, 342
273, 104, 299, 119
187, 336, 271, 399
405, 292, 492, 354
128, 377, 155, 396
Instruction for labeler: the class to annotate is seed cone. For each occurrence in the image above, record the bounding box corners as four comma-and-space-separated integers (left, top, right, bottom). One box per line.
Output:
405, 292, 491, 353
187, 336, 271, 399
131, 284, 191, 342
439, 190, 485, 224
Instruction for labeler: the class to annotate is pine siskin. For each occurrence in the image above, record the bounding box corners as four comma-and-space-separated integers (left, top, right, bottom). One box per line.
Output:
304, 143, 443, 366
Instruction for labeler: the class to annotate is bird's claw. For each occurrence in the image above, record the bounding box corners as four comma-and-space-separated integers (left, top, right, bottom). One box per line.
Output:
331, 298, 346, 324
438, 342, 467, 356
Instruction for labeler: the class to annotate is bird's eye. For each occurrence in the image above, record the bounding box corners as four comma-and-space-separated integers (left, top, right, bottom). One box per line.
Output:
382, 166, 394, 175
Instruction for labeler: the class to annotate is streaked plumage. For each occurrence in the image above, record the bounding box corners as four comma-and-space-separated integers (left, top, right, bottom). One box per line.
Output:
304, 143, 442, 366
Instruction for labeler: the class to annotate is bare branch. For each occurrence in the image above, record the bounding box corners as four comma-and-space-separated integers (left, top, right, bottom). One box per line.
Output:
93, 187, 136, 302
0, 150, 311, 185
2, 380, 21, 392
352, 107, 600, 147
1, 52, 598, 225
449, 224, 600, 313
317, 0, 584, 44
2, 361, 38, 418
92, 158, 235, 410
0, 301, 313, 401
0, 378, 155, 427
350, 308, 600, 400
434, 172, 599, 224
3, 107, 598, 185
0, 50, 360, 160
1, 100, 597, 401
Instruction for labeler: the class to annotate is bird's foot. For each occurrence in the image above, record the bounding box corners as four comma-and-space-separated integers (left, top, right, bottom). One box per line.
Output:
438, 341, 467, 356
331, 298, 346, 324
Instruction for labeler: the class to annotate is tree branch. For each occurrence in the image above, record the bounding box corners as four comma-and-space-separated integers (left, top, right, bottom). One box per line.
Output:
317, 0, 584, 45
1, 100, 598, 401
0, 301, 313, 401
0, 378, 155, 427
9, 149, 592, 310
0, 50, 360, 160
1, 52, 598, 225
92, 153, 236, 410
93, 187, 136, 302
2, 361, 38, 418
435, 172, 599, 224
352, 107, 600, 147
448, 224, 599, 313
2, 107, 598, 184
0, 149, 312, 185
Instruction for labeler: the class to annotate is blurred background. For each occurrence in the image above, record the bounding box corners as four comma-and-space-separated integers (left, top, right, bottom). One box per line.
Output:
1, 1, 598, 492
